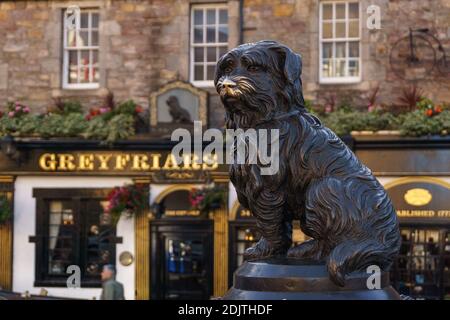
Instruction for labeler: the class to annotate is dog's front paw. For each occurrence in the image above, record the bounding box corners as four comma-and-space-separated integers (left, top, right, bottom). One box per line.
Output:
243, 237, 281, 260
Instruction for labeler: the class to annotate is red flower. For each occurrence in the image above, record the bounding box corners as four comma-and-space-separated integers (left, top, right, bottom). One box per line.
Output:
135, 105, 143, 113
435, 106, 442, 113
426, 109, 433, 117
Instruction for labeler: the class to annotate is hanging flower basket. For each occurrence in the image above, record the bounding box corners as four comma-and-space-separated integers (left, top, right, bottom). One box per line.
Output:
0, 194, 11, 225
106, 184, 146, 224
189, 184, 226, 214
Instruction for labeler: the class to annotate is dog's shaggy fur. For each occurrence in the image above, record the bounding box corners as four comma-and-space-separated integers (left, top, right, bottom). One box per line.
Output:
215, 40, 401, 286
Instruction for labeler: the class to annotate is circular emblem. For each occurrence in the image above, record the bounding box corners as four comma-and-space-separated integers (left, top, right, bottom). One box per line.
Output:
404, 188, 432, 206
119, 251, 134, 266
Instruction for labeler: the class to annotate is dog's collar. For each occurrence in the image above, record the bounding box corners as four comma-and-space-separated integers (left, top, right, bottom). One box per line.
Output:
256, 109, 301, 125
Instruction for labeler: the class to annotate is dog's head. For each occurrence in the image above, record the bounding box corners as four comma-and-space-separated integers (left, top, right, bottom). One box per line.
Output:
215, 40, 305, 127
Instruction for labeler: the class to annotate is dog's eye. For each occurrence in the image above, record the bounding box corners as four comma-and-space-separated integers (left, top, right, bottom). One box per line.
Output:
247, 65, 261, 72
224, 66, 233, 73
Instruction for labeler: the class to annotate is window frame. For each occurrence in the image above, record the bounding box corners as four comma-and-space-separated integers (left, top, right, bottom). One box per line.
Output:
190, 3, 229, 88
319, 1, 362, 84
33, 188, 118, 288
62, 8, 100, 90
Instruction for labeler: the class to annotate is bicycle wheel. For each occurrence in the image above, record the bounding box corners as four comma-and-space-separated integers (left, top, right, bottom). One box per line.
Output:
436, 56, 450, 76
390, 34, 436, 80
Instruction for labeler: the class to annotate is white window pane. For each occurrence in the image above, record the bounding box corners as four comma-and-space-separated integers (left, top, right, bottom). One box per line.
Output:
80, 12, 89, 28
218, 26, 228, 43
207, 47, 216, 62
91, 30, 99, 46
194, 47, 204, 62
322, 43, 332, 58
322, 4, 332, 20
81, 50, 90, 65
79, 31, 89, 47
349, 42, 359, 57
206, 26, 216, 43
80, 66, 90, 83
348, 59, 359, 76
335, 22, 345, 38
336, 3, 345, 19
207, 65, 216, 80
68, 51, 78, 83
194, 10, 203, 25
194, 65, 204, 81
92, 50, 99, 64
67, 30, 77, 47
194, 27, 203, 43
206, 9, 216, 24
219, 9, 228, 24
335, 43, 346, 58
322, 59, 332, 77
334, 59, 346, 77
322, 22, 332, 38
93, 66, 100, 81
349, 3, 359, 19
349, 21, 359, 38
91, 13, 99, 28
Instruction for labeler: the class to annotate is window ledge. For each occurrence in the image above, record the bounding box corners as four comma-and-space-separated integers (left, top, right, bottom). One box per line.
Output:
319, 77, 361, 85
34, 280, 102, 288
191, 80, 215, 88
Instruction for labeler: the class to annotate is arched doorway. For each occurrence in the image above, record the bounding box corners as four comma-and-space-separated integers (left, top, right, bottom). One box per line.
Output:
150, 187, 213, 300
385, 177, 450, 300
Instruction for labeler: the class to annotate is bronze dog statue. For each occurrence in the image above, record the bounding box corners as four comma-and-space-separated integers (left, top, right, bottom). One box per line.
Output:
215, 40, 401, 286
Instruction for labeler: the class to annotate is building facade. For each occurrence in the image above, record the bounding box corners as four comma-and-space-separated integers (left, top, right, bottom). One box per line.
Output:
0, 0, 449, 300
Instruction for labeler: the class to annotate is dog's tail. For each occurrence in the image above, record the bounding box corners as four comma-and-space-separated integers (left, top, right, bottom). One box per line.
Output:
327, 238, 396, 287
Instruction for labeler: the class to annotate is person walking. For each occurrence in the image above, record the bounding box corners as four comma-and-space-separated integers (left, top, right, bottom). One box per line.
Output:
100, 264, 125, 300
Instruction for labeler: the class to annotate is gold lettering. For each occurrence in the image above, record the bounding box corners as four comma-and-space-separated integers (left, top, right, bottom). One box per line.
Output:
191, 154, 201, 170
39, 153, 57, 171
163, 154, 180, 170
96, 154, 112, 170
57, 154, 76, 171
202, 153, 219, 170
132, 154, 150, 170
182, 154, 192, 170
115, 154, 130, 170
150, 153, 162, 170
79, 154, 94, 170
397, 210, 436, 217
437, 210, 450, 218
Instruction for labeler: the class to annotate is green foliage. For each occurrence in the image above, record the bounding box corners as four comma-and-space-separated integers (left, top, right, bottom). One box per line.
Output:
322, 108, 450, 137
83, 113, 135, 144
399, 110, 450, 137
59, 101, 83, 114
0, 100, 138, 143
323, 110, 396, 136
0, 114, 41, 137
0, 194, 11, 225
38, 113, 88, 138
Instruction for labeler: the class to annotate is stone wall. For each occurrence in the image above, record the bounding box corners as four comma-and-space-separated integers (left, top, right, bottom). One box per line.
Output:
0, 0, 449, 127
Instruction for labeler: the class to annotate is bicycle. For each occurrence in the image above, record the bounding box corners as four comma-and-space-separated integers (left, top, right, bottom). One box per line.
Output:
390, 28, 450, 80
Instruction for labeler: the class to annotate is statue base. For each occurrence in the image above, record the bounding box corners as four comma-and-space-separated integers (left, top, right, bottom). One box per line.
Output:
223, 258, 401, 300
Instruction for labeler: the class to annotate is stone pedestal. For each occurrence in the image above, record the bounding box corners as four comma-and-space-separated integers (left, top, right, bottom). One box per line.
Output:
223, 258, 401, 300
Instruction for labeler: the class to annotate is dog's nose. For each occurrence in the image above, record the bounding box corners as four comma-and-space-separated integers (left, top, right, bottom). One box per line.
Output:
222, 78, 236, 89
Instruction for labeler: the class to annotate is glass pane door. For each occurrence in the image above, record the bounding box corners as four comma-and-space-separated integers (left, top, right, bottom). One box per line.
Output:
392, 226, 449, 300
164, 237, 209, 299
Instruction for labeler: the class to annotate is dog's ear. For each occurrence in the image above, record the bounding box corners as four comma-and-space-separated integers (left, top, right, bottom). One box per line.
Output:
269, 44, 302, 84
